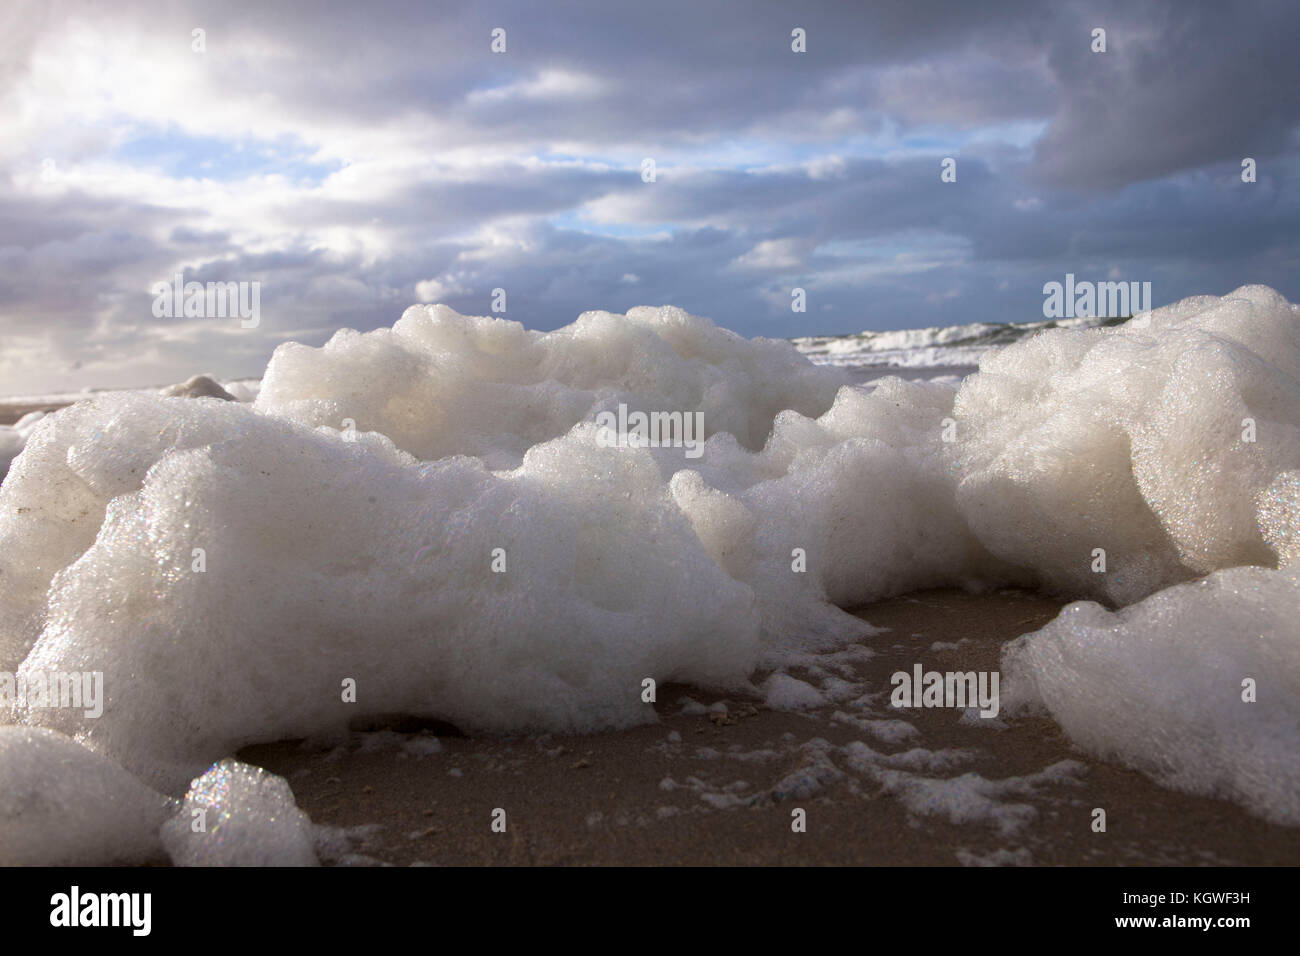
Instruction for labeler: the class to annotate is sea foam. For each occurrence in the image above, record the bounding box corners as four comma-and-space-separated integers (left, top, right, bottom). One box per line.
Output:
0, 284, 1296, 863
1002, 564, 1300, 825
0, 411, 46, 482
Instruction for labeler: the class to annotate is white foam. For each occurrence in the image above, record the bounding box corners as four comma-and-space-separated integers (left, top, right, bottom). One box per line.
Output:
950, 284, 1300, 604
0, 411, 47, 482
1002, 564, 1300, 825
256, 304, 848, 466
0, 380, 260, 484
0, 726, 174, 865
760, 673, 826, 710
160, 759, 318, 866
843, 741, 1085, 835
0, 286, 1296, 861
2, 396, 768, 791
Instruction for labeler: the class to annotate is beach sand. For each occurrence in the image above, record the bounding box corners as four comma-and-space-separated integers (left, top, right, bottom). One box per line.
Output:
240, 588, 1300, 866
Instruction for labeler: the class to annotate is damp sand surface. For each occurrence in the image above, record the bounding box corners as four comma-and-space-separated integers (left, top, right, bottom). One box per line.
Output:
242, 588, 1300, 867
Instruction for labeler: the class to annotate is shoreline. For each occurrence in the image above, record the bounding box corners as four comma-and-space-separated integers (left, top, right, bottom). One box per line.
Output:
239, 588, 1300, 866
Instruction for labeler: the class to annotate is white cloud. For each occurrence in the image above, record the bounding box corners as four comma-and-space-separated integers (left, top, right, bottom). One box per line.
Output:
414, 276, 471, 303
468, 69, 608, 105
731, 238, 811, 272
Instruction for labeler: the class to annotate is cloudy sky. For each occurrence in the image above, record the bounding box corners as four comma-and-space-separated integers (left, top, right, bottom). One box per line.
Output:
1, 0, 1297, 394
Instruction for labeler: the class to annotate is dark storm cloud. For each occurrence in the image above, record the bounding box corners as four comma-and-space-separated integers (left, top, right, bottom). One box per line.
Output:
1032, 0, 1300, 188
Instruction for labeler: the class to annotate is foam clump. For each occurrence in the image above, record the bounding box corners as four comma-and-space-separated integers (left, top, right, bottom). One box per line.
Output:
0, 726, 174, 865
760, 673, 826, 710
255, 304, 849, 467
0, 394, 289, 671
951, 284, 1300, 604
671, 375, 1013, 651
160, 759, 317, 866
5, 397, 760, 790
0, 307, 973, 790
1002, 564, 1300, 825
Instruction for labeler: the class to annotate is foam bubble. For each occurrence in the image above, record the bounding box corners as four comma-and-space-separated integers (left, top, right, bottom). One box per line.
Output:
160, 759, 318, 866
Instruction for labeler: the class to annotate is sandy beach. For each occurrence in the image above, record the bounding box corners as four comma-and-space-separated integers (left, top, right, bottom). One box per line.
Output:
238, 588, 1300, 867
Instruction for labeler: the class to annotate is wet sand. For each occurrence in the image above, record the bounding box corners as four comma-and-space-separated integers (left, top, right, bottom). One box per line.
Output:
241, 588, 1300, 866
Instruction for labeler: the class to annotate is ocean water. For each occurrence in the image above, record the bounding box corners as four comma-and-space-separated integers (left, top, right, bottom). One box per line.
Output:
0, 285, 1296, 864
791, 312, 1121, 376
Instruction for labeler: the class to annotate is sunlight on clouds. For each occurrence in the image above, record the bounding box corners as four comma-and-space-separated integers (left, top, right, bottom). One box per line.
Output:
468, 69, 609, 105
414, 276, 472, 303
730, 238, 813, 272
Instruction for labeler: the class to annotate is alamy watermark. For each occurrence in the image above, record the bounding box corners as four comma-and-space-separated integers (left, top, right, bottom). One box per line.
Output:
50, 886, 150, 936
891, 663, 1000, 718
1043, 273, 1151, 320
0, 670, 103, 718
595, 403, 705, 459
151, 270, 260, 328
